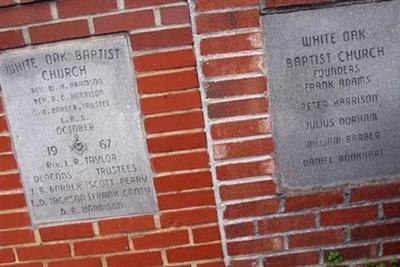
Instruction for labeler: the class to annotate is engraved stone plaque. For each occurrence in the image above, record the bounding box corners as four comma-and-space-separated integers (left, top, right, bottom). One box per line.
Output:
263, 1, 400, 189
0, 36, 157, 224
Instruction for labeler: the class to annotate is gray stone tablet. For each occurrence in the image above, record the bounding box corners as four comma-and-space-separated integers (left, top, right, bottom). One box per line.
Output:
263, 1, 400, 189
0, 36, 157, 224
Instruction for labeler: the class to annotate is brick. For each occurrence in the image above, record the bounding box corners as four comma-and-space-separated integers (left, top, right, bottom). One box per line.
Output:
57, 0, 116, 17
383, 240, 400, 256
167, 243, 223, 263
193, 225, 220, 243
321, 205, 378, 226
125, 0, 179, 8
217, 160, 275, 180
231, 259, 259, 267
212, 118, 271, 140
220, 180, 276, 201
141, 90, 201, 115
151, 151, 209, 172
0, 30, 24, 50
161, 5, 190, 25
131, 27, 192, 50
0, 2, 51, 27
134, 48, 195, 72
0, 212, 30, 229
0, 154, 17, 171
209, 98, 267, 119
224, 198, 279, 219
265, 251, 320, 267
161, 207, 217, 227
214, 138, 273, 160
0, 173, 21, 191
0, 116, 8, 131
351, 182, 400, 202
148, 132, 206, 153
0, 193, 26, 210
203, 55, 263, 77
30, 20, 90, 44
266, 0, 329, 8
94, 10, 154, 34
0, 248, 14, 263
206, 76, 266, 99
0, 264, 42, 267
0, 229, 34, 246
286, 190, 344, 211
145, 111, 203, 133
0, 136, 11, 152
196, 9, 259, 33
155, 171, 212, 193
48, 258, 102, 267
384, 201, 400, 218
258, 214, 315, 234
225, 222, 255, 239
0, 0, 14, 7
75, 237, 129, 256
17, 244, 70, 261
137, 69, 198, 94
323, 244, 378, 261
157, 189, 215, 210
196, 0, 259, 10
289, 229, 345, 248
133, 230, 189, 249
99, 214, 155, 235
198, 262, 224, 267
351, 222, 400, 241
40, 223, 94, 241
228, 237, 283, 255
201, 32, 262, 55
107, 251, 162, 267
0, 97, 3, 113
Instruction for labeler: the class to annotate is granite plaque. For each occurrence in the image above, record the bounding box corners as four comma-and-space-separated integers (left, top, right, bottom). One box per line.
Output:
263, 1, 400, 189
0, 36, 157, 224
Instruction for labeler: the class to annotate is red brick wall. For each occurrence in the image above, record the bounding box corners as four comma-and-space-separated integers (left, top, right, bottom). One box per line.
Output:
0, 1, 223, 266
191, 0, 400, 266
1, 0, 400, 267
